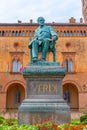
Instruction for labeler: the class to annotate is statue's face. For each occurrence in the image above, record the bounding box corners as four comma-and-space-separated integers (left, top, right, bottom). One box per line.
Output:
38, 17, 45, 26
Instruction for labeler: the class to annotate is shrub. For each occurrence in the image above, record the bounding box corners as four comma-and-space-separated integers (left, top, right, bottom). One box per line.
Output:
6, 118, 18, 126
71, 119, 80, 125
80, 115, 87, 124
36, 121, 55, 130
0, 116, 7, 125
80, 106, 87, 124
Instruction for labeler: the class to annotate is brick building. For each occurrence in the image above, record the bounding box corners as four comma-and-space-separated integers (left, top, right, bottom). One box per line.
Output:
0, 1, 87, 111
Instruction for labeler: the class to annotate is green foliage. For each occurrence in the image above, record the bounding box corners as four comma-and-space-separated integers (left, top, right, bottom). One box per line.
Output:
0, 116, 7, 125
6, 118, 18, 126
83, 106, 87, 115
0, 117, 87, 130
36, 121, 54, 130
58, 123, 71, 130
80, 115, 87, 124
0, 124, 38, 130
80, 106, 87, 124
71, 119, 80, 125
0, 117, 38, 130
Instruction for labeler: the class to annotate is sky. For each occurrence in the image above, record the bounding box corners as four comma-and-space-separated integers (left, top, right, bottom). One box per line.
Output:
0, 0, 82, 23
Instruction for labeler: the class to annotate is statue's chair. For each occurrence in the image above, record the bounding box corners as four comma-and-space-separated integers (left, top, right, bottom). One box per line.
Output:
29, 39, 56, 62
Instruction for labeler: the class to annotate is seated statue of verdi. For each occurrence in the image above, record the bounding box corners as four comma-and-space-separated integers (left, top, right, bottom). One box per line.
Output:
28, 17, 58, 62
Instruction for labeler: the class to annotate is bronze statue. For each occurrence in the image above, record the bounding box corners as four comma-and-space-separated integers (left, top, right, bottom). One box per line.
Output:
28, 17, 58, 62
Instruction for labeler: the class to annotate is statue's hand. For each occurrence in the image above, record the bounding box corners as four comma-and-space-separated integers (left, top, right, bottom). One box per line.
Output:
29, 38, 32, 41
28, 38, 34, 48
50, 42, 54, 49
52, 36, 57, 42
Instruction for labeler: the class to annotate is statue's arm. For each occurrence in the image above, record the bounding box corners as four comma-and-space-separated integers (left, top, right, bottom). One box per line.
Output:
47, 26, 58, 49
28, 30, 38, 48
50, 26, 58, 39
49, 26, 58, 44
34, 29, 39, 39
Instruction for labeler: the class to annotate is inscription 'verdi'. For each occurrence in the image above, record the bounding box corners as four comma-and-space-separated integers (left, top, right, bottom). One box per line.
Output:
36, 83, 58, 93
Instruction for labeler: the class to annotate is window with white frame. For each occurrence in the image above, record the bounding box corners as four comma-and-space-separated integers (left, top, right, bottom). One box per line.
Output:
65, 59, 73, 72
12, 60, 21, 72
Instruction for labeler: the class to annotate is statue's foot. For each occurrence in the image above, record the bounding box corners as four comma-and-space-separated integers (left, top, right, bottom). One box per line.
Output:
41, 58, 46, 62
32, 57, 38, 62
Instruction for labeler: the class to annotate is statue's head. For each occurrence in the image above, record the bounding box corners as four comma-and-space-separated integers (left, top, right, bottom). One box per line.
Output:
37, 17, 45, 26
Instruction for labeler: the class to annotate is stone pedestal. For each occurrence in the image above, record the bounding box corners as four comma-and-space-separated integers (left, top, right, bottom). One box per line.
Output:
18, 62, 70, 124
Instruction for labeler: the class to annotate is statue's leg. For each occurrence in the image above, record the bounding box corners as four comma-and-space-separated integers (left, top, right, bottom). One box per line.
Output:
31, 41, 38, 61
53, 48, 56, 62
42, 40, 49, 60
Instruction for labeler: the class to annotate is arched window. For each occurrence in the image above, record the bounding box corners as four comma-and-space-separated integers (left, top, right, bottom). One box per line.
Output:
12, 31, 15, 36
70, 31, 73, 36
68, 59, 73, 72
79, 31, 83, 36
0, 31, 1, 36
65, 59, 68, 72
83, 31, 86, 36
64, 31, 67, 36
18, 60, 21, 71
19, 31, 22, 36
22, 31, 25, 36
67, 31, 69, 36
12, 60, 21, 72
64, 90, 70, 103
15, 31, 19, 36
14, 90, 21, 104
2, 31, 5, 36
65, 59, 73, 72
59, 31, 63, 36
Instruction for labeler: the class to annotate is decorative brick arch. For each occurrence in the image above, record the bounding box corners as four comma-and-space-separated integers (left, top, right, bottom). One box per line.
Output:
63, 80, 80, 109
62, 80, 82, 92
3, 80, 26, 92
